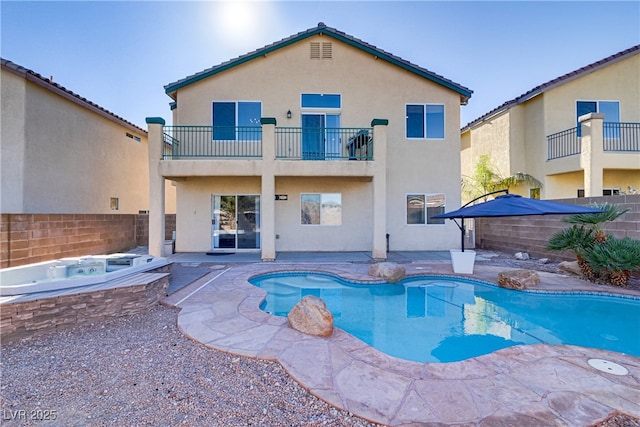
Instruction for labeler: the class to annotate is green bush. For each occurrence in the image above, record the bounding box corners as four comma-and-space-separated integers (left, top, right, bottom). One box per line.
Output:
582, 236, 640, 286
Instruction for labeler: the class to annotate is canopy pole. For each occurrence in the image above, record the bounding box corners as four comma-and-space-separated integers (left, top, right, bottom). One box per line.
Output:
455, 189, 508, 252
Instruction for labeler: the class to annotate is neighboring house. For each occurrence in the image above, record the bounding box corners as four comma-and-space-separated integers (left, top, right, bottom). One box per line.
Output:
1, 58, 176, 215
146, 23, 472, 260
461, 45, 640, 201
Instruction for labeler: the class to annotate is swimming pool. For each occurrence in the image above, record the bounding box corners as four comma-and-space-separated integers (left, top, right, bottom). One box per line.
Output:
250, 272, 640, 363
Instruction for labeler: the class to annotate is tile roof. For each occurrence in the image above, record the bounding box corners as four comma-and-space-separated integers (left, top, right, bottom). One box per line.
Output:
164, 22, 473, 104
461, 44, 640, 131
1, 58, 146, 135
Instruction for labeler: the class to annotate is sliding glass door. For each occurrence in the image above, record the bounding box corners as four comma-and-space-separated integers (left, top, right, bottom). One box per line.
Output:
301, 114, 341, 160
212, 195, 260, 250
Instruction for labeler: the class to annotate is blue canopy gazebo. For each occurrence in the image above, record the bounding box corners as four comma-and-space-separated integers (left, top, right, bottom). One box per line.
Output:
432, 190, 605, 273
433, 190, 605, 252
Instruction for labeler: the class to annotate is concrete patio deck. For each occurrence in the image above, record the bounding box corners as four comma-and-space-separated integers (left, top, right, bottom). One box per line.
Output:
162, 254, 640, 426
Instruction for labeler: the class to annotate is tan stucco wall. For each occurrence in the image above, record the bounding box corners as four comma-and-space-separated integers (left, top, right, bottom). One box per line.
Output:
543, 54, 640, 135
167, 33, 463, 252
462, 51, 639, 201
1, 66, 176, 215
1, 70, 26, 212
603, 169, 640, 194
174, 177, 261, 252
273, 177, 372, 251
546, 171, 584, 199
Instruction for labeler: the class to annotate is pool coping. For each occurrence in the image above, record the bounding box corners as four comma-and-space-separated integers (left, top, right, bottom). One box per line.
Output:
165, 262, 640, 426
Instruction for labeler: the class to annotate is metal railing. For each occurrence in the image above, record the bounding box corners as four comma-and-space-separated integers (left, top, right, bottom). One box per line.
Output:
275, 127, 373, 160
547, 122, 640, 160
547, 127, 580, 160
603, 122, 640, 152
163, 126, 262, 159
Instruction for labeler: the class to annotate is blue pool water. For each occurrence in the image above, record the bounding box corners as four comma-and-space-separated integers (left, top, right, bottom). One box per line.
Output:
250, 273, 640, 363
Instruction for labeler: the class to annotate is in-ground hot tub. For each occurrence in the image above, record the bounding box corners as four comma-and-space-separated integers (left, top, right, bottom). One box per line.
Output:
0, 254, 169, 296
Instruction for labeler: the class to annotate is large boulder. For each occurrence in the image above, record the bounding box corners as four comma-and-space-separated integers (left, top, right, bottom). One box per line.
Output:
368, 262, 406, 283
287, 295, 333, 337
498, 269, 540, 290
558, 261, 583, 276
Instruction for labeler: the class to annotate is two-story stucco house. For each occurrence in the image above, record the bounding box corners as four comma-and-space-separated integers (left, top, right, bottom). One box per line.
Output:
1, 58, 176, 215
146, 23, 472, 260
461, 45, 639, 201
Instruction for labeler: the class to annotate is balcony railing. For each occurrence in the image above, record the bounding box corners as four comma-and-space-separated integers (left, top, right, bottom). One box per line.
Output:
275, 127, 373, 160
163, 126, 262, 159
162, 125, 374, 160
603, 122, 640, 152
547, 127, 579, 160
547, 122, 640, 160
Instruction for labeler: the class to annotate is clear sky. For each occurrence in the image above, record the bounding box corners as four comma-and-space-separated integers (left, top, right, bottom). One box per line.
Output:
2, 1, 639, 129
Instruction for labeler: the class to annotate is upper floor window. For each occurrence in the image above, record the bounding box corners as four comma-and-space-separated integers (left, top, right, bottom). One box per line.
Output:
301, 94, 341, 109
406, 193, 445, 225
406, 104, 445, 139
576, 100, 619, 137
212, 101, 261, 141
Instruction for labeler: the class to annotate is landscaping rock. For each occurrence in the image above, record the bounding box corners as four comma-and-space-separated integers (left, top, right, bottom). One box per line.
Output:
558, 261, 583, 276
514, 252, 530, 260
287, 295, 333, 337
538, 258, 550, 264
498, 269, 540, 290
368, 262, 406, 283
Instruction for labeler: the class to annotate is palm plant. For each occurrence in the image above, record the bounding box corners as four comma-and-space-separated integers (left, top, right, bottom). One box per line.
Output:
546, 225, 596, 279
563, 202, 630, 243
582, 237, 640, 287
463, 155, 542, 201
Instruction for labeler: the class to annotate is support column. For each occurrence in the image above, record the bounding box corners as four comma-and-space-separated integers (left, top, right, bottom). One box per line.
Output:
146, 117, 166, 257
371, 119, 388, 260
579, 113, 605, 197
260, 118, 276, 261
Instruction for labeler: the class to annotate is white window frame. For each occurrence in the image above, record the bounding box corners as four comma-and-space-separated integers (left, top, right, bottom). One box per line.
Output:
300, 193, 342, 226
300, 93, 342, 110
211, 100, 262, 141
406, 193, 446, 225
405, 103, 446, 140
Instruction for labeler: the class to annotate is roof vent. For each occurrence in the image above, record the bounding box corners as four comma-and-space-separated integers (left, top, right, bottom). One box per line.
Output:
311, 42, 332, 59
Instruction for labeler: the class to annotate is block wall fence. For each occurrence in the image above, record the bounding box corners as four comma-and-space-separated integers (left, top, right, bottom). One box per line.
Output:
474, 194, 640, 261
2, 196, 638, 267
1, 214, 176, 268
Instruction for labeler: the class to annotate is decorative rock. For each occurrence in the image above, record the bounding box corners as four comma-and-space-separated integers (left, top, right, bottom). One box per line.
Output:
514, 252, 530, 260
287, 295, 333, 337
558, 261, 583, 276
497, 269, 540, 290
368, 262, 406, 283
538, 258, 550, 264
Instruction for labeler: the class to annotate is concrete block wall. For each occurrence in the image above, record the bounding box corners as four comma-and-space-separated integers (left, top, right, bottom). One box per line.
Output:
0, 273, 169, 342
1, 214, 138, 268
1, 214, 177, 268
135, 214, 176, 246
475, 194, 640, 261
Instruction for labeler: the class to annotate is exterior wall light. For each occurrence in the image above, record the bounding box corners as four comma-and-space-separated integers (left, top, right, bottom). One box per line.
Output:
286, 110, 292, 119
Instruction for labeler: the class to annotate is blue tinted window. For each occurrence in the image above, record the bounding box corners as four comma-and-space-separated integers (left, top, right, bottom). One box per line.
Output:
213, 101, 261, 141
212, 102, 235, 140
599, 101, 620, 139
301, 94, 341, 108
406, 105, 424, 138
238, 102, 261, 127
576, 100, 619, 137
426, 105, 445, 139
599, 101, 620, 123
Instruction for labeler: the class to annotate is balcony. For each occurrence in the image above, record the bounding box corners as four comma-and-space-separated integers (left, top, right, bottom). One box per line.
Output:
163, 125, 373, 161
547, 122, 640, 160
